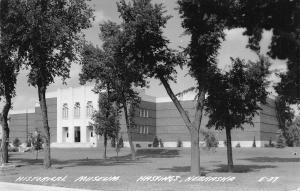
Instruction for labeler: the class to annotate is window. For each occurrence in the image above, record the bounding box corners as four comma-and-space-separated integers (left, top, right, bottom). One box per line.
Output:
138, 126, 149, 134
86, 101, 93, 117
90, 131, 93, 137
139, 108, 149, 118
139, 126, 143, 134
74, 102, 80, 118
62, 103, 68, 119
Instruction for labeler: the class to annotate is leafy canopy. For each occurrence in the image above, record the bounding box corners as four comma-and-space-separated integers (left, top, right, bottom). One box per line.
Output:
205, 56, 271, 130
17, 0, 94, 87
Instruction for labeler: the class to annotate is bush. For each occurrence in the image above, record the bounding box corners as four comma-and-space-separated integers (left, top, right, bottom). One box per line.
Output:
202, 130, 218, 149
159, 139, 164, 148
276, 132, 286, 148
117, 139, 123, 148
268, 137, 275, 147
177, 139, 182, 147
252, 136, 256, 148
13, 138, 21, 148
236, 143, 241, 148
8, 146, 18, 152
152, 136, 159, 147
148, 144, 152, 148
111, 138, 116, 148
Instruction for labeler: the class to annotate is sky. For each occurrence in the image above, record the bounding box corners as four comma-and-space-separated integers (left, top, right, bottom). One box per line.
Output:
2, 0, 295, 114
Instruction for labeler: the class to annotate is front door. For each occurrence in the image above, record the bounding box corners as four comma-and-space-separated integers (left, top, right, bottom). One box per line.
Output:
75, 126, 81, 142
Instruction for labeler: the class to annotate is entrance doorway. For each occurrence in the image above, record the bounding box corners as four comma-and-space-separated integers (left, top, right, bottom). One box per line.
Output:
62, 127, 68, 142
74, 126, 81, 142
86, 126, 93, 142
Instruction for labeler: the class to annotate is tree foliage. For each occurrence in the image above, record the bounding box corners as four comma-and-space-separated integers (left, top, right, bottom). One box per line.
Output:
15, 0, 94, 168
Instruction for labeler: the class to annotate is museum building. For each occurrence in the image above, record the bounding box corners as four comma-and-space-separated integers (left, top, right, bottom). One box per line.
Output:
7, 85, 280, 148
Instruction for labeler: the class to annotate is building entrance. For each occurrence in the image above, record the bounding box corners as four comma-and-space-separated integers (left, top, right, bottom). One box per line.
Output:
75, 126, 81, 142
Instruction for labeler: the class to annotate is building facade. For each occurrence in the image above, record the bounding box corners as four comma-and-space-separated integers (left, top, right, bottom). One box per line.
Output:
8, 85, 280, 148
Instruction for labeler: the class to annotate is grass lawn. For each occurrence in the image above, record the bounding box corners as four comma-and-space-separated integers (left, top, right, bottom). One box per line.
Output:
1, 147, 300, 191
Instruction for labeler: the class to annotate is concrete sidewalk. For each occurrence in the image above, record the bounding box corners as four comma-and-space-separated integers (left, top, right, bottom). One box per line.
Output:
0, 182, 101, 191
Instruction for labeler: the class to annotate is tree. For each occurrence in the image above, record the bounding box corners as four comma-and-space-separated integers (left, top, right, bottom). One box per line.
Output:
80, 21, 145, 160
275, 96, 295, 146
16, 0, 93, 168
205, 56, 270, 172
152, 136, 159, 148
31, 130, 43, 160
117, 0, 226, 175
217, 0, 300, 120
0, 0, 22, 165
90, 91, 120, 159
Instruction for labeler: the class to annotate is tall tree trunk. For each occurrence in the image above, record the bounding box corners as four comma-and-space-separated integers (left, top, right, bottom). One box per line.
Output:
159, 75, 204, 175
190, 128, 200, 174
38, 85, 51, 168
0, 95, 11, 164
225, 127, 233, 172
123, 101, 136, 160
103, 131, 107, 159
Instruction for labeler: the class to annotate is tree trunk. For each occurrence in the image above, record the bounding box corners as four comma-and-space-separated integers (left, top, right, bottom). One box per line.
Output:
38, 85, 51, 168
123, 102, 136, 160
190, 128, 200, 175
103, 132, 107, 159
159, 75, 204, 175
225, 127, 233, 172
0, 95, 11, 164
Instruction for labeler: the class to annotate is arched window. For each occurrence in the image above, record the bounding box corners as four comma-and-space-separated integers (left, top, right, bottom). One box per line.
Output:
62, 103, 68, 119
86, 101, 93, 117
74, 102, 80, 118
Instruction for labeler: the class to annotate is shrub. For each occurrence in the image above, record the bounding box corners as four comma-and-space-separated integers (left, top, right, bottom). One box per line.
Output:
8, 146, 18, 152
13, 138, 21, 148
111, 138, 116, 148
252, 136, 256, 148
148, 144, 152, 148
236, 143, 241, 148
177, 139, 182, 147
276, 132, 286, 148
152, 136, 159, 148
159, 139, 164, 148
268, 137, 275, 147
202, 130, 218, 149
118, 136, 124, 148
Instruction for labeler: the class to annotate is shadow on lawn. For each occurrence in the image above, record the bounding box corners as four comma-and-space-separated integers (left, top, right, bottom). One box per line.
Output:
212, 164, 277, 173
240, 157, 300, 163
158, 164, 276, 174
158, 166, 206, 173
10, 148, 180, 169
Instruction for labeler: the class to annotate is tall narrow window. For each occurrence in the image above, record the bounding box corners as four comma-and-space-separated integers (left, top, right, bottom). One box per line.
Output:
139, 126, 143, 134
74, 102, 80, 118
62, 103, 68, 119
86, 101, 93, 117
